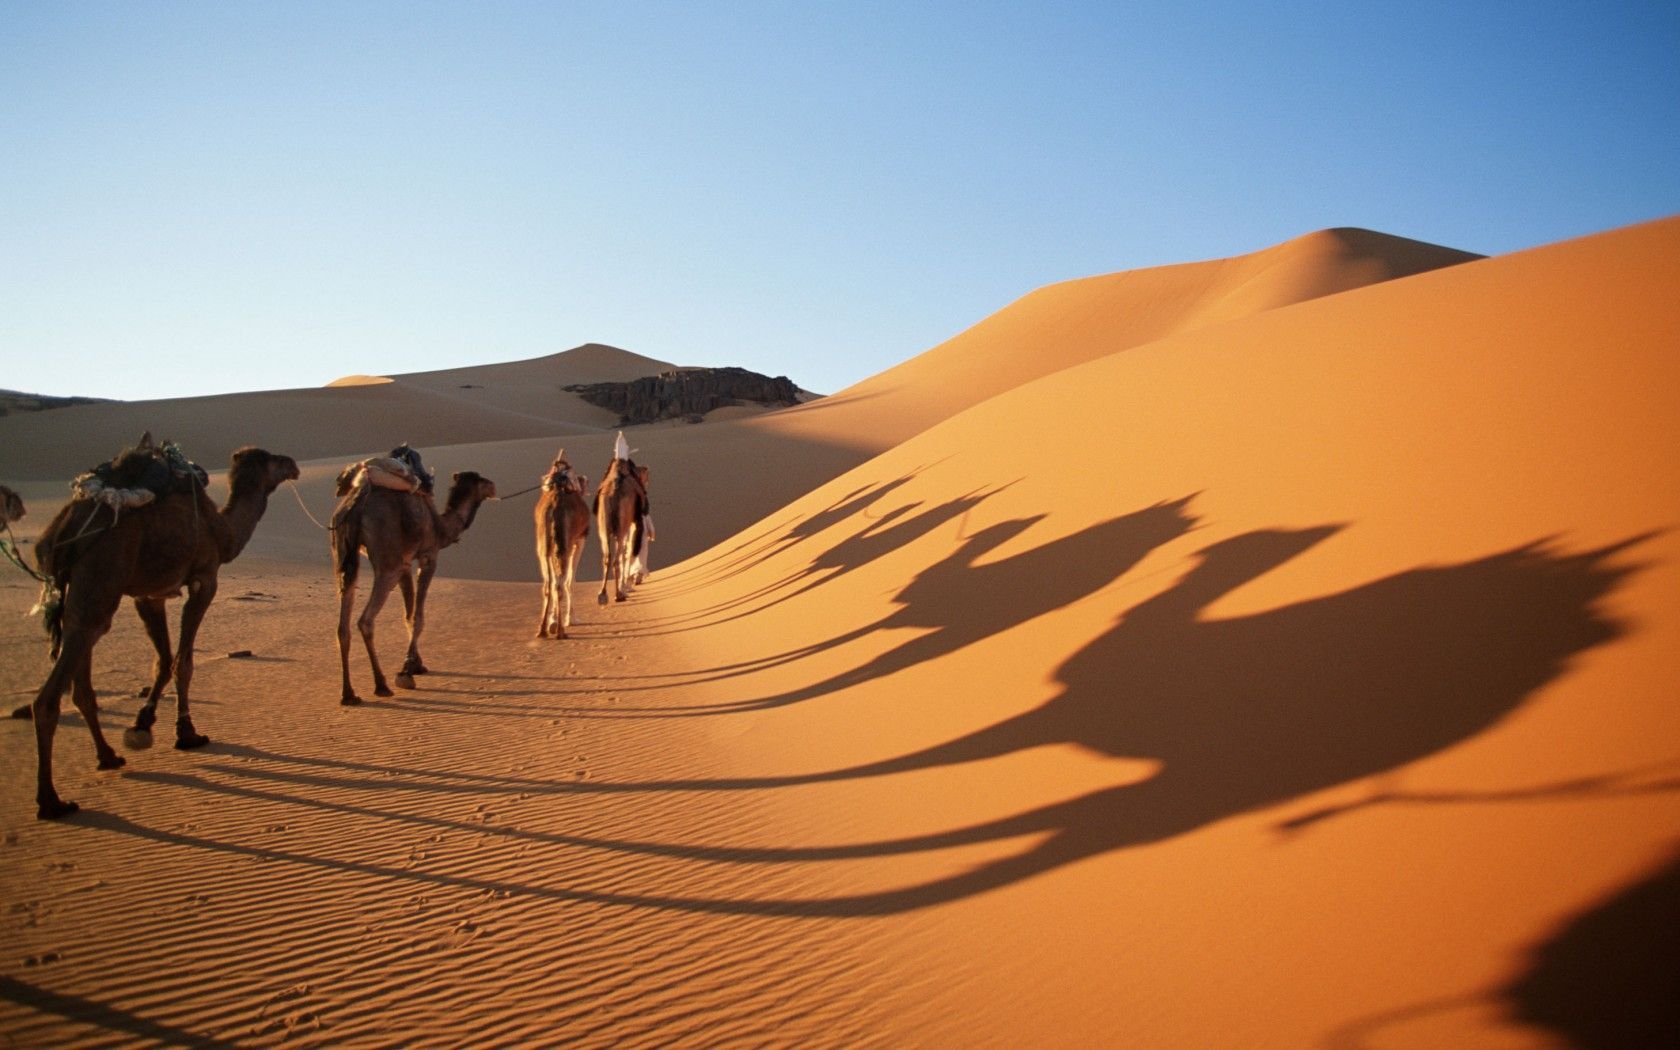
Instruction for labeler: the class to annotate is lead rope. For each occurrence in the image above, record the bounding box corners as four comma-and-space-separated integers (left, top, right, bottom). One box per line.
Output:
286, 480, 332, 530
493, 482, 543, 501
1, 522, 46, 583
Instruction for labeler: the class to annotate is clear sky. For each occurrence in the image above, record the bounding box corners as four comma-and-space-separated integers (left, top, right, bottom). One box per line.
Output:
3, 1, 1676, 402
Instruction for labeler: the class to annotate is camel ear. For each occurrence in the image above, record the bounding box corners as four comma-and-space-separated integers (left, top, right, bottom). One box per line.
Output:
555, 447, 566, 461
451, 472, 463, 482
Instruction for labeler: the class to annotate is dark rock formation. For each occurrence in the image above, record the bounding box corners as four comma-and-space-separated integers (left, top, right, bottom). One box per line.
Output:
565, 367, 803, 426
0, 389, 112, 416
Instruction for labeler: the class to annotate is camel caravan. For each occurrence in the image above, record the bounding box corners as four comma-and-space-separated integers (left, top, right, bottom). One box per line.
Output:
7, 432, 654, 819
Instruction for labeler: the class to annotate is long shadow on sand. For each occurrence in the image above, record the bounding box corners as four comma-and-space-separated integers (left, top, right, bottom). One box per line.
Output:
623, 480, 1019, 639
0, 976, 235, 1049
1503, 845, 1680, 1049
621, 525, 1652, 914
574, 495, 1197, 699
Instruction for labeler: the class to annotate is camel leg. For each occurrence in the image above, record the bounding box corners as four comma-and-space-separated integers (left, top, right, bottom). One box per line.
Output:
171, 576, 217, 749
33, 623, 120, 819
536, 539, 557, 638
358, 570, 402, 698
126, 597, 173, 748
397, 558, 434, 687
598, 536, 614, 606
337, 577, 363, 705
71, 650, 124, 773
615, 533, 632, 602
561, 542, 581, 633
32, 648, 76, 819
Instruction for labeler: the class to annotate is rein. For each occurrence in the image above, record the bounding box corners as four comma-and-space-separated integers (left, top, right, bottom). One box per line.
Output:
494, 482, 543, 501
1, 522, 46, 583
286, 480, 332, 530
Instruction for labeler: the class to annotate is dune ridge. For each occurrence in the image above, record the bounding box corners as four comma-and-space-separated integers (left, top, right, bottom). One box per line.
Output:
2, 218, 1676, 1047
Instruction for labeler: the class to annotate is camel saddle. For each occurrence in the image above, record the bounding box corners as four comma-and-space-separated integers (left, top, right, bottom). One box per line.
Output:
70, 435, 208, 510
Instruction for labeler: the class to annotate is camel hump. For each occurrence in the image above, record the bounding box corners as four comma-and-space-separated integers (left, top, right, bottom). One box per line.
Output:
70, 437, 208, 510
361, 457, 423, 493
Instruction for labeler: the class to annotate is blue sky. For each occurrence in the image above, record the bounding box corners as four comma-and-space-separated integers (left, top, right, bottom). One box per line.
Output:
3, 1, 1676, 401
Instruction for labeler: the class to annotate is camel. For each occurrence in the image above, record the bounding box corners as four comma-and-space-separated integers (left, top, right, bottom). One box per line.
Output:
26, 440, 300, 819
331, 463, 497, 705
534, 451, 590, 638
594, 435, 649, 605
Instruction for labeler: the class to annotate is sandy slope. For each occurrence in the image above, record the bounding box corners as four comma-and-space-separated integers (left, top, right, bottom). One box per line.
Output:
0, 343, 673, 482
1, 219, 1675, 1047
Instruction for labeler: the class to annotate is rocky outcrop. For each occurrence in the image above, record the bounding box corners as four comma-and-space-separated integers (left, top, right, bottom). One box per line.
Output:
565, 367, 803, 426
0, 389, 111, 416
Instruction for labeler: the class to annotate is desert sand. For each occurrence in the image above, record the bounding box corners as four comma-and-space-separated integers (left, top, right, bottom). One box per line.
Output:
1, 218, 1676, 1047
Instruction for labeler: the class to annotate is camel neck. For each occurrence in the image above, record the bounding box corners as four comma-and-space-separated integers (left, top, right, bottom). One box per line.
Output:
437, 498, 481, 549
218, 488, 271, 561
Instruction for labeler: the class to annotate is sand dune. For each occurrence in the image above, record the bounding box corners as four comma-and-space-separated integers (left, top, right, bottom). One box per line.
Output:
0, 343, 673, 482
1, 218, 1675, 1047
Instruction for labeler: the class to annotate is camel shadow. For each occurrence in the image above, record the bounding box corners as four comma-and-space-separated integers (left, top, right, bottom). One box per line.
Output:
628, 480, 1018, 638
726, 526, 1654, 914
0, 975, 235, 1049
1503, 844, 1680, 1049
537, 522, 1654, 917
613, 495, 1198, 703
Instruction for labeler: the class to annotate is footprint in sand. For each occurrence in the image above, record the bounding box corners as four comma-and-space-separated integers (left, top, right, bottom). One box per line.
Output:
254, 1011, 321, 1039
22, 951, 62, 967
261, 984, 311, 1010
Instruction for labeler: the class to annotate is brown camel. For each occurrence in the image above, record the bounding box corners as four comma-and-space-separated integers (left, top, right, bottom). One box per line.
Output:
594, 454, 648, 605
535, 451, 591, 639
331, 465, 497, 705
27, 441, 300, 819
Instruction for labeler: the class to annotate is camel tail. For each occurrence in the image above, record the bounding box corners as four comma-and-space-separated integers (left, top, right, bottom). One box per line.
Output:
30, 501, 89, 659
30, 581, 65, 660
330, 514, 361, 591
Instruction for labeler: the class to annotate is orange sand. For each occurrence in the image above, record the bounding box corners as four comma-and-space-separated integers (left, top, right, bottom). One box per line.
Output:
1, 219, 1675, 1047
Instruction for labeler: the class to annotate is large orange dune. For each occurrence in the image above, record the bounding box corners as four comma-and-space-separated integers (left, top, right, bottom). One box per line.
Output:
1, 217, 1675, 1047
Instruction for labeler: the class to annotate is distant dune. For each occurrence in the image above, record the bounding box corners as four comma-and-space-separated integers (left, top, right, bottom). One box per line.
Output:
1, 219, 1674, 1048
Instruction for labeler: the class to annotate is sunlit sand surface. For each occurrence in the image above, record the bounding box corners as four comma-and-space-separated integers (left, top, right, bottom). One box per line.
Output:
2, 218, 1675, 1047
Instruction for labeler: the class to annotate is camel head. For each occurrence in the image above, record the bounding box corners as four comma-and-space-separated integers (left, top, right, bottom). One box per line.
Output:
446, 471, 497, 508
0, 485, 24, 526
228, 447, 302, 495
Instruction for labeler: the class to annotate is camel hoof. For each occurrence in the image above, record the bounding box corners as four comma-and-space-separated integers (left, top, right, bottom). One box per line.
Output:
37, 798, 80, 820
10, 702, 31, 720
123, 728, 154, 750
375, 684, 394, 698
99, 752, 127, 771
341, 694, 363, 706
394, 673, 416, 691
615, 594, 627, 603
175, 720, 210, 750
596, 593, 608, 606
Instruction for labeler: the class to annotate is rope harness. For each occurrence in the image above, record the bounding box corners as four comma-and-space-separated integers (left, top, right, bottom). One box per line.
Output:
0, 522, 45, 583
